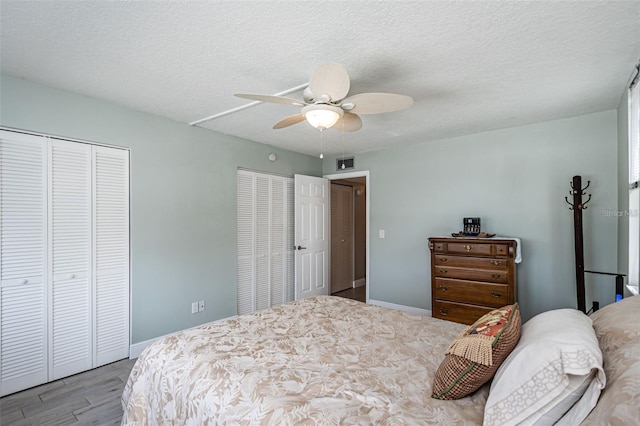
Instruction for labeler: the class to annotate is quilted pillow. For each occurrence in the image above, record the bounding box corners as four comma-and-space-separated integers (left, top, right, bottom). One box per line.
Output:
432, 303, 521, 400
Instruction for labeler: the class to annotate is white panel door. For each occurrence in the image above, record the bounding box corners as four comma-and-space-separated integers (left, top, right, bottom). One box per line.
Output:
49, 139, 92, 380
0, 131, 48, 396
294, 174, 329, 300
93, 146, 129, 366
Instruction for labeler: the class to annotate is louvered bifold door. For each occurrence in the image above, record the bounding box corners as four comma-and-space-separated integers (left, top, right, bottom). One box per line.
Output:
255, 174, 271, 311
0, 131, 48, 396
49, 140, 92, 380
237, 171, 295, 315
93, 146, 129, 366
285, 179, 295, 303
270, 177, 287, 307
237, 171, 256, 315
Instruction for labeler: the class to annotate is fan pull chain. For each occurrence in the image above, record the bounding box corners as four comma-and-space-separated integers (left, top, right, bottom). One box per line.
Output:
341, 120, 346, 169
319, 129, 324, 159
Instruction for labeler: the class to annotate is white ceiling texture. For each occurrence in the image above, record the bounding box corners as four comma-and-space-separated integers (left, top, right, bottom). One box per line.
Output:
1, 1, 639, 157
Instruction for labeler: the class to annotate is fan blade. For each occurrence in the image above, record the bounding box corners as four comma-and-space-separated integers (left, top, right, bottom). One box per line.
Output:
343, 93, 414, 115
332, 112, 362, 132
309, 63, 350, 102
235, 93, 305, 106
273, 114, 306, 129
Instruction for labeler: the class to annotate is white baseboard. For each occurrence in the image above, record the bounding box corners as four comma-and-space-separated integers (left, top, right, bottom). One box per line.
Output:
129, 338, 155, 359
353, 278, 366, 288
368, 299, 432, 317
129, 314, 238, 359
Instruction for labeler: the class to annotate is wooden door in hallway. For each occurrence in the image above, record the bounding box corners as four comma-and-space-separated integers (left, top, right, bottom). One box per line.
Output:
331, 183, 353, 293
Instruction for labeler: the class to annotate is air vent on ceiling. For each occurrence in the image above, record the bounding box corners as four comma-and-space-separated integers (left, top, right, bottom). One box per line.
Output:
337, 157, 354, 171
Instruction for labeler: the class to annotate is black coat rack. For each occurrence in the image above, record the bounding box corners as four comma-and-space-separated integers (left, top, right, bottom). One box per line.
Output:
564, 175, 592, 313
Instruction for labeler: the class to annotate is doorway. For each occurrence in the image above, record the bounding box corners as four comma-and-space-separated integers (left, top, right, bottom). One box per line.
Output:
325, 171, 369, 303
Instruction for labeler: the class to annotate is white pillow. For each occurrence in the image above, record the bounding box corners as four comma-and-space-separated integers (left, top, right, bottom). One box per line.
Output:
483, 308, 606, 426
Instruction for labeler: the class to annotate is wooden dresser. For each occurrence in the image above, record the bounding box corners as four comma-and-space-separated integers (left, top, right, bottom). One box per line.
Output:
428, 237, 517, 325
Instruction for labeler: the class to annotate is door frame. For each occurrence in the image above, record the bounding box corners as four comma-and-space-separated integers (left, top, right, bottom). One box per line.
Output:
324, 170, 370, 303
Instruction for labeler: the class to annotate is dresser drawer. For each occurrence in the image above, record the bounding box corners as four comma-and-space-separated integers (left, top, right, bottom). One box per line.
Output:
433, 300, 492, 325
433, 255, 508, 270
447, 242, 493, 256
434, 266, 508, 283
494, 244, 509, 256
431, 241, 446, 253
434, 278, 509, 307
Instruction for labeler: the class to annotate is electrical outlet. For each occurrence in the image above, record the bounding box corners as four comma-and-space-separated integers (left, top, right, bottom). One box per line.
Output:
198, 300, 205, 312
191, 302, 198, 314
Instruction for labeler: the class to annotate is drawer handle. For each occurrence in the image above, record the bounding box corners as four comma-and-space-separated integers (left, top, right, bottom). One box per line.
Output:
439, 269, 448, 274
439, 309, 448, 316
491, 291, 503, 298
439, 285, 449, 292
491, 260, 501, 266
464, 245, 473, 252
491, 274, 501, 279
440, 257, 448, 263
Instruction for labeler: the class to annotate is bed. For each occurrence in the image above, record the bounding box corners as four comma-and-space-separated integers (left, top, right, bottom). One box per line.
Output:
121, 295, 640, 425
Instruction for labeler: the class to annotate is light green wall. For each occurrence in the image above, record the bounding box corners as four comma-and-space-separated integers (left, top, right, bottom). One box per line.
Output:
323, 111, 619, 321
617, 90, 630, 292
0, 73, 622, 335
0, 74, 322, 344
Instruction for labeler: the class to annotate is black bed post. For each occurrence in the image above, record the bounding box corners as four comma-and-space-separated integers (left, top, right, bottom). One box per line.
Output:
564, 175, 591, 313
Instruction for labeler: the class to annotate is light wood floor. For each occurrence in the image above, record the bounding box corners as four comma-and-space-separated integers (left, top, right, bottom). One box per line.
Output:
332, 285, 366, 303
0, 358, 136, 425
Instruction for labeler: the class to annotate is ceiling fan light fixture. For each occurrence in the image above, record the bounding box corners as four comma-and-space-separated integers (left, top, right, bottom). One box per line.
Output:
302, 104, 343, 130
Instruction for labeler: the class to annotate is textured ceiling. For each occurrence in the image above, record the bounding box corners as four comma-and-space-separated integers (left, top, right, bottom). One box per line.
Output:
1, 1, 639, 157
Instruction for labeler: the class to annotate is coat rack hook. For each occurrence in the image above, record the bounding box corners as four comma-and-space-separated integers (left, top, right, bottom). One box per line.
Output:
581, 193, 592, 209
581, 180, 591, 194
564, 196, 575, 210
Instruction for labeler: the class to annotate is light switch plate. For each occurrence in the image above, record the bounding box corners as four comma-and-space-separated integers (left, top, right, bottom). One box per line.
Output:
379, 230, 385, 239
191, 302, 198, 314
198, 300, 205, 312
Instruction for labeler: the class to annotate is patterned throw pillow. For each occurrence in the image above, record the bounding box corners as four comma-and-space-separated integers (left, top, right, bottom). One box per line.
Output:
432, 303, 521, 400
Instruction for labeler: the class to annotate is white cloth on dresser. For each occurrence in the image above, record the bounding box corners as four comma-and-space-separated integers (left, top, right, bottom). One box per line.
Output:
498, 237, 522, 264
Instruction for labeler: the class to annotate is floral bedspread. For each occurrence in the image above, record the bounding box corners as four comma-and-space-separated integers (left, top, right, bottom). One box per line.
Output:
121, 296, 488, 425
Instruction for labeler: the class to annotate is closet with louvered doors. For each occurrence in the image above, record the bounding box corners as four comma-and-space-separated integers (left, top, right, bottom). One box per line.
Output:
0, 129, 130, 396
236, 170, 294, 316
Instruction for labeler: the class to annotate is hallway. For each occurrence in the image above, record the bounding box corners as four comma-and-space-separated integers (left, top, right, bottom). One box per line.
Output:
332, 286, 366, 303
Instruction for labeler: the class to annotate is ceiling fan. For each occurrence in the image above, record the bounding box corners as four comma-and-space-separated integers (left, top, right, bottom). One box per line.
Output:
235, 63, 414, 132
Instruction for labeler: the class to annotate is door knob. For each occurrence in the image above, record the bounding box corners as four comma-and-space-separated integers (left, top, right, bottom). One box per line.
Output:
296, 245, 307, 250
